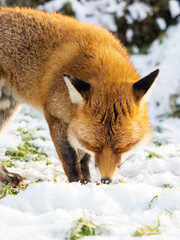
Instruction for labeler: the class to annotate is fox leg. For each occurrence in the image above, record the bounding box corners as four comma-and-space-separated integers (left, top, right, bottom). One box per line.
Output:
45, 113, 83, 182
0, 80, 24, 188
77, 150, 91, 182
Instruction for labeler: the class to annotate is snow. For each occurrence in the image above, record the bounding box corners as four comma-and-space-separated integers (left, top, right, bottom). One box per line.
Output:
126, 29, 133, 42
39, 0, 117, 32
131, 21, 180, 118
169, 0, 180, 18
127, 1, 151, 21
39, 0, 179, 33
1, 2, 180, 240
156, 17, 167, 30
115, 1, 126, 18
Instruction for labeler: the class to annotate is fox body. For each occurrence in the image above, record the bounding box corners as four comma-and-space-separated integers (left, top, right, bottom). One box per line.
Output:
0, 7, 159, 186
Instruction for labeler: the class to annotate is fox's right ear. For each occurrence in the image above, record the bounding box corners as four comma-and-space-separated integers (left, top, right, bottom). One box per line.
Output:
63, 74, 90, 106
133, 69, 159, 103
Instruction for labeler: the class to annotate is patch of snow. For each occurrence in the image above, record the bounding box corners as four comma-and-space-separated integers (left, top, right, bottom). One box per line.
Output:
125, 14, 133, 24
126, 29, 133, 42
131, 21, 180, 118
169, 0, 180, 18
127, 1, 151, 21
39, 0, 117, 32
116, 1, 126, 18
0, 0, 6, 5
156, 17, 167, 30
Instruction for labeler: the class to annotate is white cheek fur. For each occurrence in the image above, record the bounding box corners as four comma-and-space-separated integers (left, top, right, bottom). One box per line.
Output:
112, 132, 152, 181
95, 167, 101, 182
134, 131, 153, 151
68, 133, 94, 158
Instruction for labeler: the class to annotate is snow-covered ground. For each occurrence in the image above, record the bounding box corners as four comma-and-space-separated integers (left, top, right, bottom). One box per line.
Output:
1, 5, 180, 240
1, 107, 180, 240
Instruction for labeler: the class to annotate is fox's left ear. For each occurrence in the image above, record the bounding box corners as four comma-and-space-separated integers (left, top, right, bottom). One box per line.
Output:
63, 74, 90, 106
133, 69, 159, 103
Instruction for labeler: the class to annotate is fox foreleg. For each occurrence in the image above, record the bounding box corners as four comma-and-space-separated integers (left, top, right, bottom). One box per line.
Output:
45, 114, 83, 182
77, 150, 91, 183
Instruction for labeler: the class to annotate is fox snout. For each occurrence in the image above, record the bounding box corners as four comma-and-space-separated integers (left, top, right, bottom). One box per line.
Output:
95, 147, 121, 184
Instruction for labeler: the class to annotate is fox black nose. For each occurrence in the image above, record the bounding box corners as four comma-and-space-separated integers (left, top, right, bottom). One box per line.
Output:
101, 178, 112, 184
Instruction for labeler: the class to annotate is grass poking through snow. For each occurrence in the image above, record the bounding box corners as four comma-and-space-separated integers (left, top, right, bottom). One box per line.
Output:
149, 195, 158, 209
146, 151, 163, 159
133, 224, 161, 237
66, 216, 100, 240
0, 184, 27, 199
5, 128, 48, 163
1, 160, 16, 168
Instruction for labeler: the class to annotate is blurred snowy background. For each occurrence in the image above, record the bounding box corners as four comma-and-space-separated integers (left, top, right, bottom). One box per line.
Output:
0, 1, 180, 240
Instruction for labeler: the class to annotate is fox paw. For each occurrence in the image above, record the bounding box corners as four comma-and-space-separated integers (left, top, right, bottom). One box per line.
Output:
0, 164, 25, 188
80, 178, 91, 185
1, 172, 24, 188
5, 172, 25, 188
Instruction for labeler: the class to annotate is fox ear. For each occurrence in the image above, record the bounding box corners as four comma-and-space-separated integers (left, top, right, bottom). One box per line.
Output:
133, 69, 159, 102
63, 74, 90, 105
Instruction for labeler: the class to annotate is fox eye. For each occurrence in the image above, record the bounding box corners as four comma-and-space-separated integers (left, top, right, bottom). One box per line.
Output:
114, 147, 126, 153
91, 146, 100, 152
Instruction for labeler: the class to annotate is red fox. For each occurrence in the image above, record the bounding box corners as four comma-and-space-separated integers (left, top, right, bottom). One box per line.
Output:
0, 7, 159, 186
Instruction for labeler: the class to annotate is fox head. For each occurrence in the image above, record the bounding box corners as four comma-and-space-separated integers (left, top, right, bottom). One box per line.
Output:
63, 69, 159, 183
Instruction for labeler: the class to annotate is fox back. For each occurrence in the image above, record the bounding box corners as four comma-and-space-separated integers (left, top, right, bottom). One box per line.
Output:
0, 7, 159, 184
